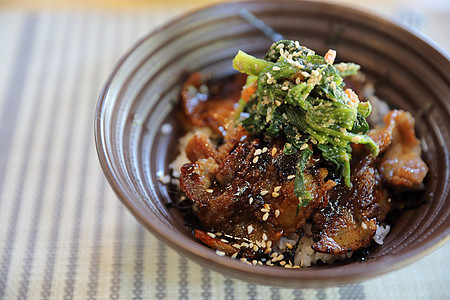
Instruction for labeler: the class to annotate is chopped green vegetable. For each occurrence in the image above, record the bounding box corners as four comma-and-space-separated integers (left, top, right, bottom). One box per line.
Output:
232, 50, 273, 76
233, 40, 379, 206
294, 148, 313, 206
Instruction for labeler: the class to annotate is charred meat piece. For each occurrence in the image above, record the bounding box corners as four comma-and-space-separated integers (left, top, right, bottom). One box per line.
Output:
310, 110, 427, 255
180, 139, 336, 244
311, 149, 388, 255
370, 110, 428, 189
181, 72, 246, 135
181, 72, 249, 163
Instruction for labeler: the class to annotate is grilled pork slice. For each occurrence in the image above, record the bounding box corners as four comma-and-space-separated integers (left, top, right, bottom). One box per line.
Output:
311, 151, 389, 254
181, 72, 245, 135
180, 139, 336, 244
370, 110, 428, 189
310, 110, 428, 255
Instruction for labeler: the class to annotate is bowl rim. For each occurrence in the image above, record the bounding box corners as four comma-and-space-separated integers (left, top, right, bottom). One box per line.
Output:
94, 0, 450, 287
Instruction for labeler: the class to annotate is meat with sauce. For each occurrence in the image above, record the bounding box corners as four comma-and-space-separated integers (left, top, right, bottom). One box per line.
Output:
310, 110, 427, 255
177, 73, 428, 257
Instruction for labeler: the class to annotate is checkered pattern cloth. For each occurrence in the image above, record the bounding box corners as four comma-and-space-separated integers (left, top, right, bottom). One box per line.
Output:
0, 7, 448, 299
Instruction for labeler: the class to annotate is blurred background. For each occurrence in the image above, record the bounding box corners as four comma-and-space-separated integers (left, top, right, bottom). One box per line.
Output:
1, 0, 449, 52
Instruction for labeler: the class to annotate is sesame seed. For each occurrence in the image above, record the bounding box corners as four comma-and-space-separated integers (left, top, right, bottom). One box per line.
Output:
284, 264, 292, 268
207, 232, 216, 238
258, 261, 263, 265
271, 148, 277, 156
281, 86, 289, 91
287, 175, 295, 180
272, 66, 281, 71
295, 77, 301, 84
231, 252, 238, 258
280, 48, 285, 55
275, 210, 280, 218
300, 143, 308, 150
286, 243, 293, 249
274, 186, 282, 192
276, 43, 285, 49
260, 208, 269, 213
262, 233, 268, 241
220, 239, 228, 243
264, 248, 271, 254
216, 250, 226, 256
295, 41, 300, 48
241, 242, 249, 248
262, 212, 269, 221
254, 149, 262, 156
293, 266, 300, 269
262, 147, 268, 153
247, 225, 254, 234
249, 242, 254, 248
276, 254, 284, 261
261, 241, 266, 248
253, 245, 259, 252
206, 189, 213, 193
272, 192, 280, 198
267, 240, 273, 248
249, 197, 254, 204
280, 261, 286, 266
260, 190, 269, 196
253, 156, 259, 164
270, 252, 278, 258
240, 258, 247, 263
216, 232, 222, 236
233, 243, 240, 248
361, 222, 368, 230
301, 71, 310, 78
264, 204, 270, 209
266, 107, 272, 123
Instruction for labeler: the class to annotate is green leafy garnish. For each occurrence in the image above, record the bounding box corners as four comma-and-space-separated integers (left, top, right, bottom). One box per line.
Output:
232, 40, 379, 206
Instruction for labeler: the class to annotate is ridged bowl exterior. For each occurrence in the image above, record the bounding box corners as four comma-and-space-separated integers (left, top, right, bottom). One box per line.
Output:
95, 0, 450, 288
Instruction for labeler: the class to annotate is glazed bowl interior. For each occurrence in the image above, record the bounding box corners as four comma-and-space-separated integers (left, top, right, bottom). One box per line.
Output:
95, 0, 450, 288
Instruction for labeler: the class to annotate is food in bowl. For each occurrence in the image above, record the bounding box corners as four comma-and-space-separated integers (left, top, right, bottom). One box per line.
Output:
162, 40, 429, 268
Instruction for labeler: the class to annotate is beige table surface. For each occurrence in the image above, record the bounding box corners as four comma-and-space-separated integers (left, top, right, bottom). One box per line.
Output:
0, 1, 449, 299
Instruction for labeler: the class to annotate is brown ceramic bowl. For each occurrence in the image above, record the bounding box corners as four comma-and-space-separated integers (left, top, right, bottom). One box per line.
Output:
95, 0, 450, 288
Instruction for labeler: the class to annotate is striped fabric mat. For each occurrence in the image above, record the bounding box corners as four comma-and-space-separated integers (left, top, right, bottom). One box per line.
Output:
0, 8, 448, 300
